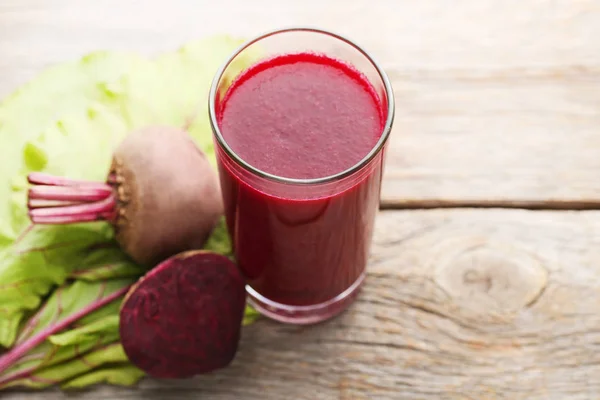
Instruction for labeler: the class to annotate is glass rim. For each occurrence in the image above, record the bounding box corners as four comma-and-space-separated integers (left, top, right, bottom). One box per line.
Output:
208, 26, 396, 186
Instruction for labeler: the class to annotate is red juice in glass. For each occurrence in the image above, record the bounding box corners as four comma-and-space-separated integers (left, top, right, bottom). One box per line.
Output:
209, 28, 394, 324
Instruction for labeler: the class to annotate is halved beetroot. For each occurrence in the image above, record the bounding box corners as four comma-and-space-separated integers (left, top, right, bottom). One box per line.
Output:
119, 250, 246, 379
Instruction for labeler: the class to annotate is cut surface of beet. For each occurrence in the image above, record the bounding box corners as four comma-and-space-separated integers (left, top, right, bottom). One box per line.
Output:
119, 250, 247, 379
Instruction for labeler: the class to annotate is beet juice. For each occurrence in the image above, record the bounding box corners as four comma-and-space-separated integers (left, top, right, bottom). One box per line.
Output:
209, 28, 394, 324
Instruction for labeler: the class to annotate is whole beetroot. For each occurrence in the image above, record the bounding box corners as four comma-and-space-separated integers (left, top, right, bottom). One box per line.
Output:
27, 126, 223, 267
119, 250, 247, 379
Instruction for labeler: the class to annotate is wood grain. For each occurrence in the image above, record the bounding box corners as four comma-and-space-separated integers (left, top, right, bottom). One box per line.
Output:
4, 208, 600, 399
1, 0, 599, 206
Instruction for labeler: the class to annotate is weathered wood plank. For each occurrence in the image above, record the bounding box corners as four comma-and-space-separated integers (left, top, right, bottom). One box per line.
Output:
1, 0, 599, 206
5, 208, 600, 399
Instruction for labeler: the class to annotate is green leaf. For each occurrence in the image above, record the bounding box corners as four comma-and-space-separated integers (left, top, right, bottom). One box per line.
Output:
204, 217, 233, 257
74, 298, 122, 327
1, 343, 129, 389
242, 305, 261, 326
0, 334, 119, 389
0, 52, 147, 136
22, 142, 48, 171
0, 279, 133, 378
13, 279, 132, 347
0, 278, 130, 389
0, 223, 112, 348
62, 364, 145, 389
0, 317, 23, 353
49, 315, 119, 347
69, 246, 145, 282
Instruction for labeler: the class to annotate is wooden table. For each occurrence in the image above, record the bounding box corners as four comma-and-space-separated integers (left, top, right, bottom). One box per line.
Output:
2, 0, 600, 398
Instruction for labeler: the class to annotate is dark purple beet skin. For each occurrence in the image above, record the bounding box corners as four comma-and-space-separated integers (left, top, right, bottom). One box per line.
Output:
119, 250, 247, 379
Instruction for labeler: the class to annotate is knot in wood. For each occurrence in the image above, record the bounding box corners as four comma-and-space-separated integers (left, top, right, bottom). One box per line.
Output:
433, 238, 548, 313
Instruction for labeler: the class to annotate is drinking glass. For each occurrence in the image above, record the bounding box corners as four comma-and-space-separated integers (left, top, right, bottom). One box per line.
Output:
209, 27, 395, 324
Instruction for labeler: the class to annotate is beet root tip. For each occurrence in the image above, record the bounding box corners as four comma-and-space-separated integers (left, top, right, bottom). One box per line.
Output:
119, 251, 247, 379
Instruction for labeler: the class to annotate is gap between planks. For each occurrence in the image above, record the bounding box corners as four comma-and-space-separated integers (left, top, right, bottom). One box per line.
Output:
380, 199, 600, 211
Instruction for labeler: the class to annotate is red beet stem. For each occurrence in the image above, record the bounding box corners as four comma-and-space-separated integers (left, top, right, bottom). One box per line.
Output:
28, 186, 112, 202
29, 212, 115, 225
28, 199, 81, 209
29, 195, 115, 219
28, 173, 112, 190
27, 173, 118, 225
0, 286, 131, 375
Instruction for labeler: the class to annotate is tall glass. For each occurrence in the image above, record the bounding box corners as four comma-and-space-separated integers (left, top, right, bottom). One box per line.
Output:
209, 27, 395, 324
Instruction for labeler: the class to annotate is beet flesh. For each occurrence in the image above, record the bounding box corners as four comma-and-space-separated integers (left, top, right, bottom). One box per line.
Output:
27, 126, 224, 267
119, 250, 247, 379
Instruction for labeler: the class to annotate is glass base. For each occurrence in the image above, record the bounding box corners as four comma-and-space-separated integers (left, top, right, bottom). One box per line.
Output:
246, 272, 366, 325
